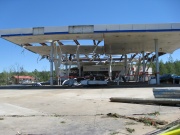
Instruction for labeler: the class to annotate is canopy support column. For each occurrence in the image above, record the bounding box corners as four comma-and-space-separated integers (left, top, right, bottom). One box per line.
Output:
58, 42, 63, 86
76, 45, 81, 77
155, 39, 160, 85
142, 51, 145, 82
50, 41, 54, 86
109, 55, 112, 81
124, 54, 127, 76
54, 42, 59, 85
65, 53, 68, 78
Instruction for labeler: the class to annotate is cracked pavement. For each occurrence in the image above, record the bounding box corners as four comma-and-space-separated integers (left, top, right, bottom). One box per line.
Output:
0, 88, 179, 135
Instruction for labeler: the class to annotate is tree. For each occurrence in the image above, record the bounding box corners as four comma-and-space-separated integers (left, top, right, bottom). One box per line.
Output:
32, 69, 39, 82
39, 71, 49, 82
0, 71, 7, 85
165, 55, 175, 74
159, 60, 167, 75
31, 69, 49, 82
174, 60, 180, 75
149, 61, 156, 74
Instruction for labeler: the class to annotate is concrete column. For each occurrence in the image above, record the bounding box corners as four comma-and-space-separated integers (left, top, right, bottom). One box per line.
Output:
155, 39, 160, 85
142, 51, 145, 82
50, 41, 54, 86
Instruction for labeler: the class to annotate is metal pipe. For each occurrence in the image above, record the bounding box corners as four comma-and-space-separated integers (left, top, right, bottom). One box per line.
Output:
110, 97, 180, 106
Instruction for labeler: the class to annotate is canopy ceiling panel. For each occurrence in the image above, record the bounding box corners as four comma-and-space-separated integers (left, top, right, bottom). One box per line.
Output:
1, 23, 180, 55
25, 45, 104, 55
2, 33, 104, 45
104, 32, 180, 54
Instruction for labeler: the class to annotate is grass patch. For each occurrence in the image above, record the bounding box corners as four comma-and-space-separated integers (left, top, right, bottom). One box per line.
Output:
54, 114, 61, 117
60, 121, 66, 124
125, 122, 137, 125
109, 131, 119, 135
148, 111, 160, 116
107, 113, 168, 127
126, 128, 135, 133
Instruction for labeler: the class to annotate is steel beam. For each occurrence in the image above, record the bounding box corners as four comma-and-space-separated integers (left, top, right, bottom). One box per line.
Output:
74, 40, 80, 45
57, 41, 64, 45
40, 43, 48, 46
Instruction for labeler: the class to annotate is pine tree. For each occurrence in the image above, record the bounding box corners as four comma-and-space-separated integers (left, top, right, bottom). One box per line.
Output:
159, 60, 167, 75
166, 55, 175, 74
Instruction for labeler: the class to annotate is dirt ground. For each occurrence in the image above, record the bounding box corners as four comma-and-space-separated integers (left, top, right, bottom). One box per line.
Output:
0, 87, 179, 135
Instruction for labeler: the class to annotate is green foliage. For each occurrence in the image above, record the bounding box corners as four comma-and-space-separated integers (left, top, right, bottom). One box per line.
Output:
148, 61, 156, 74
174, 60, 180, 75
1, 57, 180, 85
109, 131, 119, 135
159, 60, 167, 75
0, 71, 8, 85
0, 67, 50, 85
126, 128, 135, 133
152, 58, 180, 75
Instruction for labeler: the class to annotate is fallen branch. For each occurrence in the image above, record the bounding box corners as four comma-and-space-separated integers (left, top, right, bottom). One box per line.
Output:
106, 113, 168, 126
133, 111, 160, 116
145, 119, 180, 135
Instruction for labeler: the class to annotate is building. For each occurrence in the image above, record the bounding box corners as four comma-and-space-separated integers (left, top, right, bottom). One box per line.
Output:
12, 75, 35, 84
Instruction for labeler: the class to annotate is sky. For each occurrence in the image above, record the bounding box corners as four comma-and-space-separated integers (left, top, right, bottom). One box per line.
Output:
0, 0, 180, 72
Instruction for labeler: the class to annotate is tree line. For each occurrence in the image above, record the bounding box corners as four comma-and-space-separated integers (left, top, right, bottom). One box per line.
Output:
151, 58, 180, 76
0, 65, 50, 85
1, 57, 180, 85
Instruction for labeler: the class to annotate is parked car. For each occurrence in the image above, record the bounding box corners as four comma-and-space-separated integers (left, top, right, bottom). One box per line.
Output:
41, 80, 57, 85
160, 74, 180, 84
32, 82, 42, 86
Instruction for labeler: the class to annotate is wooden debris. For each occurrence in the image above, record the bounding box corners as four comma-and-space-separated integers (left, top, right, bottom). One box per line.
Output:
133, 111, 160, 116
106, 113, 168, 126
145, 119, 180, 135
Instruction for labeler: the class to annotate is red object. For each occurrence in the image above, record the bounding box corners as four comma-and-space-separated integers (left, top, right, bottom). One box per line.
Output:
13, 76, 35, 80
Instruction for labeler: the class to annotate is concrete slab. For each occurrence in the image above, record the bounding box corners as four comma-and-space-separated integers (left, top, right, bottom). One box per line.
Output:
0, 88, 179, 135
0, 103, 45, 115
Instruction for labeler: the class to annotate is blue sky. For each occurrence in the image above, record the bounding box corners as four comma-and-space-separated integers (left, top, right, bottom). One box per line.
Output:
0, 0, 180, 72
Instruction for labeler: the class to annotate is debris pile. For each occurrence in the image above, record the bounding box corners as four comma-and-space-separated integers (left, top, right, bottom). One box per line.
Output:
106, 113, 168, 127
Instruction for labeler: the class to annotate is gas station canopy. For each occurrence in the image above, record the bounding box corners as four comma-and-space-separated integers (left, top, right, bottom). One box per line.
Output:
1, 23, 180, 56
1, 23, 180, 85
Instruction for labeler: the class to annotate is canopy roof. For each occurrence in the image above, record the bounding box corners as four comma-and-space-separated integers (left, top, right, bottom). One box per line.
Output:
1, 23, 180, 56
